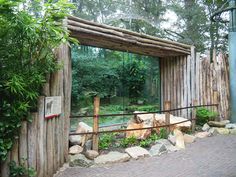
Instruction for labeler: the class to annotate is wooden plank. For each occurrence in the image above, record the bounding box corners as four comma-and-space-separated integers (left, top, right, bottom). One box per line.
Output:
192, 100, 198, 133
36, 97, 45, 177
19, 121, 28, 169
164, 101, 171, 134
92, 96, 100, 151
1, 153, 10, 177
10, 139, 19, 165
46, 119, 53, 177
186, 55, 191, 119
27, 113, 37, 170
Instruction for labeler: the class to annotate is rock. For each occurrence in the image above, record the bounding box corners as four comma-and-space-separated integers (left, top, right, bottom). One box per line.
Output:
85, 140, 92, 150
195, 132, 210, 138
208, 121, 228, 127
168, 134, 176, 145
156, 139, 180, 152
69, 145, 83, 155
230, 129, 236, 135
173, 129, 185, 149
202, 123, 210, 131
69, 154, 93, 167
154, 114, 191, 132
126, 122, 151, 139
125, 146, 151, 159
183, 134, 196, 144
208, 128, 218, 136
216, 128, 230, 135
84, 150, 99, 160
76, 122, 93, 146
94, 151, 130, 164
149, 142, 167, 156
221, 120, 230, 124
225, 124, 236, 129
69, 135, 82, 145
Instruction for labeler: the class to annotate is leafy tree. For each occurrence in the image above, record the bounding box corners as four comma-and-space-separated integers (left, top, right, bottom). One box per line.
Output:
0, 0, 75, 161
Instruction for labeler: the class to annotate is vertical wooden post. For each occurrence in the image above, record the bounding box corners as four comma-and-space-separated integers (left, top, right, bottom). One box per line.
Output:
192, 100, 198, 133
164, 101, 171, 134
93, 96, 100, 152
213, 90, 219, 121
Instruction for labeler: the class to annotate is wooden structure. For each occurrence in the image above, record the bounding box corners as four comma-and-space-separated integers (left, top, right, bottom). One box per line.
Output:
160, 51, 230, 120
0, 16, 230, 177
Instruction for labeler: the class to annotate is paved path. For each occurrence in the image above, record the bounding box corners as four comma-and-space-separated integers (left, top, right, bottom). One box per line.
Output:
56, 135, 236, 177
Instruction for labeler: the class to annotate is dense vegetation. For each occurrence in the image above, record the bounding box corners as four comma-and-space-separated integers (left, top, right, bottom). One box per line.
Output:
196, 107, 218, 125
0, 0, 75, 166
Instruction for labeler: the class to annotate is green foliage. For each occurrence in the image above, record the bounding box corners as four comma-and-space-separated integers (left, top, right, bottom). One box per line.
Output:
0, 0, 75, 162
139, 139, 152, 148
120, 136, 138, 148
99, 133, 116, 150
159, 128, 168, 139
9, 160, 36, 177
196, 108, 218, 126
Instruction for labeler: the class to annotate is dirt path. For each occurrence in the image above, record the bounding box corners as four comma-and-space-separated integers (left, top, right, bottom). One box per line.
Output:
56, 135, 236, 177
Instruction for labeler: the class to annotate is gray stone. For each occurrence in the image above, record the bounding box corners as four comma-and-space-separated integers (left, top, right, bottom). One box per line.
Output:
202, 123, 210, 131
208, 121, 227, 127
216, 128, 230, 135
85, 150, 99, 160
221, 120, 230, 124
168, 134, 176, 145
225, 124, 236, 129
94, 151, 130, 164
125, 146, 151, 159
69, 135, 82, 145
208, 128, 218, 136
85, 140, 92, 150
69, 154, 93, 167
156, 139, 180, 153
149, 142, 167, 156
230, 129, 236, 135
183, 134, 196, 144
69, 145, 83, 155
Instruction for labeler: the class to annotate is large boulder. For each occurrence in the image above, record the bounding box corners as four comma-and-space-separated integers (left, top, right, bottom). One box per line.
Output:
173, 129, 185, 149
168, 134, 176, 145
69, 154, 93, 167
69, 135, 82, 145
230, 129, 236, 135
149, 142, 167, 156
69, 145, 83, 155
225, 124, 236, 129
76, 122, 93, 146
202, 123, 210, 132
84, 150, 99, 160
154, 114, 191, 132
208, 121, 229, 127
126, 122, 151, 139
94, 151, 130, 164
215, 128, 230, 135
156, 139, 180, 152
125, 146, 151, 159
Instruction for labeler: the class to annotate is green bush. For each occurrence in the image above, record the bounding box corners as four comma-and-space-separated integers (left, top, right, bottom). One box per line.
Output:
196, 108, 218, 126
9, 160, 36, 177
99, 133, 116, 150
120, 136, 138, 148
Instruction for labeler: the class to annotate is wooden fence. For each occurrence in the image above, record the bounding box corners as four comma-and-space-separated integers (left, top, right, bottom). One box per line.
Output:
0, 44, 71, 177
160, 49, 230, 120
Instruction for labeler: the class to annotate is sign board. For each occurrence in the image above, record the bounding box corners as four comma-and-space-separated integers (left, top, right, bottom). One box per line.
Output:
45, 96, 62, 119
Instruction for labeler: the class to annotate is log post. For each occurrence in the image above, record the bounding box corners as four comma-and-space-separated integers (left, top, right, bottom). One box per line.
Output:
92, 96, 100, 151
213, 90, 219, 121
192, 100, 198, 133
164, 101, 171, 134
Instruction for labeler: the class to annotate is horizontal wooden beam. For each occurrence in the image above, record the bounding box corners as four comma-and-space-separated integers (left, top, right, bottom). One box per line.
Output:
67, 16, 192, 58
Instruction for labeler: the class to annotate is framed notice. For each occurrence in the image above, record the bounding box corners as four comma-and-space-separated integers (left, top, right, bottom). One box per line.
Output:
45, 96, 62, 119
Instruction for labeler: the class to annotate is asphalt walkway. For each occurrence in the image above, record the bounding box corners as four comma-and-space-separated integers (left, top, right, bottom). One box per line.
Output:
56, 135, 236, 177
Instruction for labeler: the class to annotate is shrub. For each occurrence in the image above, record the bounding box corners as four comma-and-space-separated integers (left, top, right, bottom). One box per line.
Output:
120, 136, 138, 148
99, 133, 116, 150
196, 108, 218, 126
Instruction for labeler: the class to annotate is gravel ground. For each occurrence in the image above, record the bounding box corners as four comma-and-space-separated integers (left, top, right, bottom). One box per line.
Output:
56, 135, 236, 177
